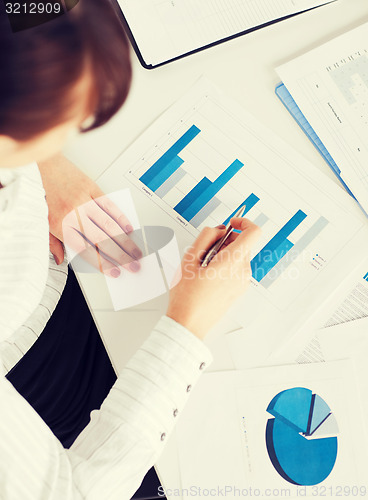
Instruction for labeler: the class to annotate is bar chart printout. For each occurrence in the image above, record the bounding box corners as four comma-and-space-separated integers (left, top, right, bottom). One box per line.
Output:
137, 123, 332, 288
100, 81, 368, 368
137, 123, 334, 289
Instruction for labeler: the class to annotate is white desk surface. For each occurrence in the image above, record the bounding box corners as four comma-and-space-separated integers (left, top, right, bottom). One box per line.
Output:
63, 0, 368, 497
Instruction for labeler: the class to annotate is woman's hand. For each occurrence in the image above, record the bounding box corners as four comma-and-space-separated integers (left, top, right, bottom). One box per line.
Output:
38, 154, 142, 277
166, 218, 261, 340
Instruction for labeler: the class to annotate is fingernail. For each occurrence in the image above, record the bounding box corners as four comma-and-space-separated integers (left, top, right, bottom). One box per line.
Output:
133, 249, 142, 259
52, 254, 60, 265
129, 261, 140, 272
110, 268, 121, 278
216, 224, 226, 230
125, 224, 134, 234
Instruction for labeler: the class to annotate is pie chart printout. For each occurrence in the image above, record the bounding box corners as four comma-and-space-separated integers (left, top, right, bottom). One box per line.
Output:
265, 387, 338, 486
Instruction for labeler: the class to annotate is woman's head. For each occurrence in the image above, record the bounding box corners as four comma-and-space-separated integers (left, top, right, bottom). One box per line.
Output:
0, 0, 131, 166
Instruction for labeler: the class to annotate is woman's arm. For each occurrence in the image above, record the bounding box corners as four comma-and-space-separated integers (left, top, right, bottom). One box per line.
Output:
38, 154, 142, 276
68, 219, 259, 498
0, 316, 211, 500
0, 216, 259, 499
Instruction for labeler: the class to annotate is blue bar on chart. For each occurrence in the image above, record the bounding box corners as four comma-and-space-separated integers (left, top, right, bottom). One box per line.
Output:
147, 156, 184, 192
261, 216, 329, 289
251, 210, 307, 282
139, 125, 201, 191
222, 193, 260, 226
177, 159, 244, 222
175, 178, 212, 216
252, 239, 294, 281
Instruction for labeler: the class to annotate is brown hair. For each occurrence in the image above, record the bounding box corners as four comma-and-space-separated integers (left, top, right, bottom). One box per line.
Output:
0, 0, 131, 141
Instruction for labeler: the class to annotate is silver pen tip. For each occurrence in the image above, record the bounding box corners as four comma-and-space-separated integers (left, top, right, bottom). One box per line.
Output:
235, 205, 247, 218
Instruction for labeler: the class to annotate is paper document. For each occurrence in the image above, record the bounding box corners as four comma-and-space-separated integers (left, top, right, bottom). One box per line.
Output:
325, 268, 368, 327
176, 361, 367, 495
116, 0, 335, 67
277, 21, 368, 215
280, 257, 368, 364
317, 318, 368, 420
98, 79, 368, 366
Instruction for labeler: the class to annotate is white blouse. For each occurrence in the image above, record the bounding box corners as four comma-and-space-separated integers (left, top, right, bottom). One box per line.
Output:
0, 163, 212, 499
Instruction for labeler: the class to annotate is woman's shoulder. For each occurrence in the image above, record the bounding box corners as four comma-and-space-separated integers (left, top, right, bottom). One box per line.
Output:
0, 162, 50, 345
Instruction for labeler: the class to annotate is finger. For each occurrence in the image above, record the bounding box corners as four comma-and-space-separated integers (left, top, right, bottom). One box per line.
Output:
77, 245, 124, 278
63, 227, 123, 278
62, 203, 142, 269
63, 208, 140, 274
49, 233, 65, 265
74, 216, 141, 273
93, 194, 133, 234
221, 231, 239, 247
85, 202, 142, 261
187, 226, 227, 264
228, 217, 261, 255
230, 217, 256, 231
211, 218, 260, 266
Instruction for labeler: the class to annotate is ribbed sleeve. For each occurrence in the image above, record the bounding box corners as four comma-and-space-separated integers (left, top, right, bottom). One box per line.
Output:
0, 254, 68, 373
0, 316, 212, 499
69, 316, 212, 499
0, 164, 49, 344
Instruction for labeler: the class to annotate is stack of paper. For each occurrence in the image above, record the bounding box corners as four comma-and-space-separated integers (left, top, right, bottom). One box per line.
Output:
277, 21, 368, 215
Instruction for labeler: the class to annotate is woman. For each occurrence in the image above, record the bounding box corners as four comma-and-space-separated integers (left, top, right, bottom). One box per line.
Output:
0, 1, 260, 498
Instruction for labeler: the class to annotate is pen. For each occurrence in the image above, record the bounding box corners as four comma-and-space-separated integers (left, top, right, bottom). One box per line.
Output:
201, 205, 247, 268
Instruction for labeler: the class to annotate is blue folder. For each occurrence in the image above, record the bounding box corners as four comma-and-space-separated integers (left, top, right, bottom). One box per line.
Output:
275, 82, 355, 199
